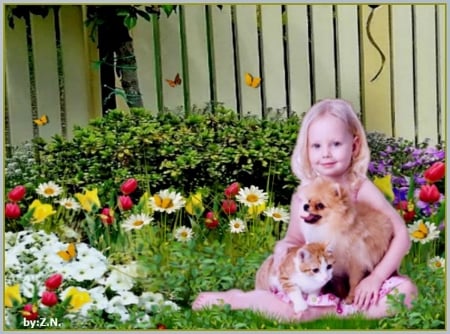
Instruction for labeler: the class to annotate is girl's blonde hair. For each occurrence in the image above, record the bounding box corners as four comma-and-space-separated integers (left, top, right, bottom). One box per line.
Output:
291, 98, 370, 185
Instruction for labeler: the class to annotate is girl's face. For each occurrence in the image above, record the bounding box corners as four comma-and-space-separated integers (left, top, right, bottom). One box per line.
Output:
307, 114, 359, 180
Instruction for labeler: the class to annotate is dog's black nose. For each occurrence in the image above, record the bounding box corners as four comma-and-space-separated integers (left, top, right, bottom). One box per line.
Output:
303, 204, 309, 211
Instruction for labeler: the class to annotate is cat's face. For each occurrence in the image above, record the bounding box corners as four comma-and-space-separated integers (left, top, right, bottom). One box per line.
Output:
300, 177, 350, 225
298, 242, 335, 283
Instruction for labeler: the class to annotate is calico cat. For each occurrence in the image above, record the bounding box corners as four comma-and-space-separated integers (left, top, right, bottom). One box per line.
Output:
255, 242, 335, 313
299, 177, 394, 304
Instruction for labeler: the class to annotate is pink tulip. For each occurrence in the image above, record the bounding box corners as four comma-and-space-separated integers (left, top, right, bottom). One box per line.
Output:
22, 304, 39, 320
45, 273, 63, 291
100, 207, 114, 225
205, 211, 219, 229
424, 161, 445, 183
120, 178, 138, 195
8, 185, 26, 202
41, 291, 58, 307
224, 182, 240, 198
221, 199, 237, 215
5, 203, 21, 219
118, 195, 133, 211
419, 184, 441, 203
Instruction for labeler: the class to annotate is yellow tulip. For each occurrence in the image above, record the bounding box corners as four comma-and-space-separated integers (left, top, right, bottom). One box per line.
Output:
5, 284, 22, 307
373, 174, 394, 202
185, 192, 204, 216
248, 202, 266, 216
75, 189, 101, 212
65, 287, 92, 311
29, 199, 56, 223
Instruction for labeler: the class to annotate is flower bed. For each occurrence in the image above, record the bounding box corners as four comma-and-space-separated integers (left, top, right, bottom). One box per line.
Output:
3, 122, 446, 329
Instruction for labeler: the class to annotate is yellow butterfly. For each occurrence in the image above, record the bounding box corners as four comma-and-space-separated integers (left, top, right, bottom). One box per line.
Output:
153, 195, 173, 209
244, 72, 262, 88
57, 243, 77, 262
33, 115, 49, 126
411, 222, 428, 239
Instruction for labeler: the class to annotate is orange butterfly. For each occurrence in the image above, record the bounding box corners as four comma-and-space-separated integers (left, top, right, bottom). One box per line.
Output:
57, 243, 77, 262
153, 195, 173, 209
244, 72, 262, 88
166, 73, 182, 87
33, 115, 49, 126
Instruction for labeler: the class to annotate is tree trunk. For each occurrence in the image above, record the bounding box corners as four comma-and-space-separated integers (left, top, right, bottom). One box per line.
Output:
116, 40, 143, 108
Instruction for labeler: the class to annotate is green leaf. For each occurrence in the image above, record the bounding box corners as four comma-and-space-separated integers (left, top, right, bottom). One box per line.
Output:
123, 14, 137, 29
162, 5, 176, 17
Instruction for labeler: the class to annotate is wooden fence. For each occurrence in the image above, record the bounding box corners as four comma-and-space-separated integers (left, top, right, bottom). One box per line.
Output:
4, 4, 446, 148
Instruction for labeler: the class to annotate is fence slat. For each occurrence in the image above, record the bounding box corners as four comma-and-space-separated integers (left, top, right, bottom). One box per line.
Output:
286, 5, 311, 115
184, 5, 210, 110
132, 16, 158, 113
360, 5, 393, 136
235, 5, 261, 116
311, 5, 336, 101
391, 5, 415, 141
31, 11, 62, 141
60, 6, 101, 138
5, 17, 34, 146
159, 10, 184, 111
211, 5, 237, 111
260, 5, 286, 114
336, 5, 361, 113
437, 4, 445, 143
415, 5, 438, 144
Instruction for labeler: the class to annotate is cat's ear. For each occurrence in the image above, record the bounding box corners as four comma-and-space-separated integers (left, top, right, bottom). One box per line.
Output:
324, 241, 334, 255
298, 248, 310, 261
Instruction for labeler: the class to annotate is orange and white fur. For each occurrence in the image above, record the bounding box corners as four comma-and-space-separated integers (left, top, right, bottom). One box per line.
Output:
255, 242, 335, 313
298, 177, 394, 304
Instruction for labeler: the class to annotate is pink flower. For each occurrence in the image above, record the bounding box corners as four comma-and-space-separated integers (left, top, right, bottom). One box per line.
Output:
120, 178, 138, 195
118, 195, 133, 211
22, 304, 39, 320
224, 182, 240, 198
205, 211, 219, 229
45, 274, 63, 291
41, 291, 58, 307
100, 207, 114, 225
419, 184, 441, 203
8, 185, 26, 202
5, 203, 21, 219
221, 199, 237, 215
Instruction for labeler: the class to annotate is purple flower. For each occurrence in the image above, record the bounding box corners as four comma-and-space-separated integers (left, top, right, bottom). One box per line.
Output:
393, 187, 408, 205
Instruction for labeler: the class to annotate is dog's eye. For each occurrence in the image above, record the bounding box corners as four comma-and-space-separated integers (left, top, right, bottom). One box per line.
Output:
315, 203, 325, 210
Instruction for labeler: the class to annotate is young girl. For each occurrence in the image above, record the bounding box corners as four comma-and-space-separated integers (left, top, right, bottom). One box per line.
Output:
192, 99, 417, 321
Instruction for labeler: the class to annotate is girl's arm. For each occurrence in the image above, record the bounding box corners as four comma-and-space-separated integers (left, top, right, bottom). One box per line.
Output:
354, 180, 411, 307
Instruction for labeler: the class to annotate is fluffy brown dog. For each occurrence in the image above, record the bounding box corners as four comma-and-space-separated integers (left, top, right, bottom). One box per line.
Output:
298, 177, 394, 304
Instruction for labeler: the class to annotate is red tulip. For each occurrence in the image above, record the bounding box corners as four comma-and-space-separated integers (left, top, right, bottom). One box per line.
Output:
5, 203, 21, 219
8, 185, 26, 202
157, 323, 167, 330
22, 304, 39, 320
45, 273, 63, 291
424, 162, 445, 183
396, 201, 415, 222
118, 195, 133, 211
419, 184, 441, 203
221, 199, 237, 215
120, 178, 138, 195
205, 211, 219, 229
100, 207, 114, 225
41, 291, 58, 307
224, 182, 240, 198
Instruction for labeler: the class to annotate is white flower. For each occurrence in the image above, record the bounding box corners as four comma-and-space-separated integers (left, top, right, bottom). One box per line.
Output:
229, 218, 246, 233
36, 181, 63, 198
122, 213, 153, 232
236, 185, 268, 207
428, 256, 445, 271
149, 189, 185, 213
263, 207, 290, 223
174, 226, 194, 242
58, 197, 81, 210
407, 220, 440, 244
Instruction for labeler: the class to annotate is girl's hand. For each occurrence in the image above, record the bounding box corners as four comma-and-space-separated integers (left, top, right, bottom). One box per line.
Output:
353, 273, 384, 310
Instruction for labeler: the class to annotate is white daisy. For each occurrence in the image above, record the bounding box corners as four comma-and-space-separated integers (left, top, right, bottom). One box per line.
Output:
263, 207, 290, 223
149, 189, 185, 214
428, 256, 445, 271
58, 197, 81, 210
122, 213, 153, 232
229, 218, 246, 234
36, 181, 63, 198
174, 226, 194, 242
236, 185, 268, 207
407, 220, 440, 244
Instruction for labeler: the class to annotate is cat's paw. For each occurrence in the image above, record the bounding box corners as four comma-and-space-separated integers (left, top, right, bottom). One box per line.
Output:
292, 301, 308, 313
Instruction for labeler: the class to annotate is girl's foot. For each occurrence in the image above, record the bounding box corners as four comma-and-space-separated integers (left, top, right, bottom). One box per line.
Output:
192, 289, 243, 310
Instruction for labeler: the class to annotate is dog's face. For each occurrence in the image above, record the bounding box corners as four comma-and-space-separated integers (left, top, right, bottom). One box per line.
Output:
300, 178, 349, 225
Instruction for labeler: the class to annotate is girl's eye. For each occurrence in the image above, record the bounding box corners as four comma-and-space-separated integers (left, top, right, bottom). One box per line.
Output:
333, 141, 341, 147
311, 143, 320, 149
